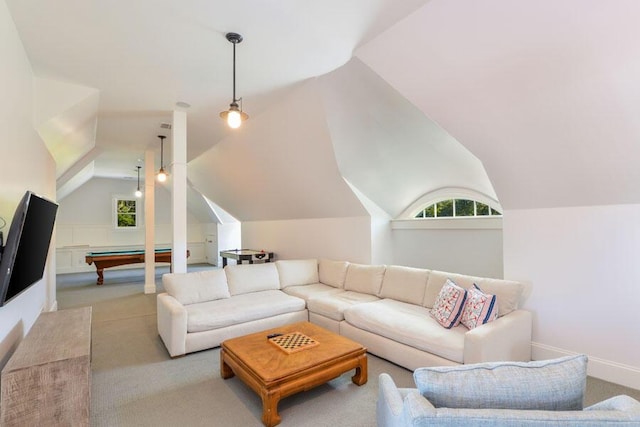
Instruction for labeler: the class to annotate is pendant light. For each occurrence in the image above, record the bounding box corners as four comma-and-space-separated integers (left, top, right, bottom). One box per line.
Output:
219, 32, 248, 129
157, 135, 168, 182
134, 166, 143, 197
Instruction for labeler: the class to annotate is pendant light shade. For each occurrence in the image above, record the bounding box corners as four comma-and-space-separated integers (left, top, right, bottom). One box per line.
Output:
157, 135, 168, 182
134, 165, 142, 197
219, 32, 248, 128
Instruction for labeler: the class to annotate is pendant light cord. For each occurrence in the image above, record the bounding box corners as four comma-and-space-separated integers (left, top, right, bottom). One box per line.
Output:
232, 40, 237, 102
160, 136, 164, 167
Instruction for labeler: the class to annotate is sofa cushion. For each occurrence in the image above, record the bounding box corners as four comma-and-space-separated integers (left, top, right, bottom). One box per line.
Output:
345, 299, 466, 363
413, 354, 588, 410
424, 270, 523, 317
276, 259, 318, 288
461, 284, 498, 330
318, 259, 349, 288
224, 263, 280, 295
430, 279, 467, 329
185, 290, 306, 333
475, 277, 523, 317
307, 291, 379, 321
282, 283, 344, 301
378, 265, 429, 305
343, 263, 386, 295
162, 269, 230, 305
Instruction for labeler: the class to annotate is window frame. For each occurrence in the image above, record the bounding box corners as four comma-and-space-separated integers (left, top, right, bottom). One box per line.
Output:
393, 188, 504, 230
414, 199, 503, 219
113, 196, 140, 229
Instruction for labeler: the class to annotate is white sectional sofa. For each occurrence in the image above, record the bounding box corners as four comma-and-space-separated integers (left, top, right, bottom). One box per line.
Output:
157, 259, 532, 370
157, 264, 308, 357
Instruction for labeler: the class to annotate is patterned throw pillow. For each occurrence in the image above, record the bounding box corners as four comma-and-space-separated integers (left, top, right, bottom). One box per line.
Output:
461, 284, 498, 329
430, 279, 467, 328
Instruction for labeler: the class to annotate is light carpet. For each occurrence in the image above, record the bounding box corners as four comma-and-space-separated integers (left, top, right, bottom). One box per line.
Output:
58, 271, 414, 427
57, 268, 640, 426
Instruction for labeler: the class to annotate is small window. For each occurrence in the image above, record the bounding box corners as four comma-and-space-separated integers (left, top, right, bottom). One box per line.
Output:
455, 199, 475, 216
423, 204, 435, 218
476, 202, 490, 216
437, 199, 454, 217
414, 199, 502, 219
115, 198, 138, 228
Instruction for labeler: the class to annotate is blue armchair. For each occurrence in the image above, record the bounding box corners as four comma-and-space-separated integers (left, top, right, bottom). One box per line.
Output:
377, 355, 640, 426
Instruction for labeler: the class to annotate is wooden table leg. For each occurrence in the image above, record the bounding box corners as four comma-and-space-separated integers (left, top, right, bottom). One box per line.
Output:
96, 268, 104, 286
220, 349, 235, 379
261, 389, 281, 427
351, 354, 368, 385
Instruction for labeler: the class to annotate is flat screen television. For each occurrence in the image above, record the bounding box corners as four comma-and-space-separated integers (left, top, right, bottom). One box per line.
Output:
0, 191, 58, 307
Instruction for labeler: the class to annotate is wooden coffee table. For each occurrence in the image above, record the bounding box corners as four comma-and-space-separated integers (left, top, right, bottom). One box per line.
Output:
220, 321, 367, 426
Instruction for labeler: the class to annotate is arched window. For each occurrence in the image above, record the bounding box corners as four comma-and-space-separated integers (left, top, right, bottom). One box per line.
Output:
414, 198, 502, 218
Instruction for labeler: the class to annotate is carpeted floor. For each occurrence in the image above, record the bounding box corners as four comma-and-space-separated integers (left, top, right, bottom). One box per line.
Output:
57, 268, 415, 426
57, 267, 640, 426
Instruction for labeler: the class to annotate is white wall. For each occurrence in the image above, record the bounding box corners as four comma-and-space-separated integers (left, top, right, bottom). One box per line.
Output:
344, 180, 394, 265
56, 177, 211, 272
57, 177, 178, 226
392, 228, 503, 278
242, 217, 372, 264
504, 205, 640, 389
204, 222, 241, 267
0, 0, 56, 368
242, 216, 503, 276
321, 58, 497, 219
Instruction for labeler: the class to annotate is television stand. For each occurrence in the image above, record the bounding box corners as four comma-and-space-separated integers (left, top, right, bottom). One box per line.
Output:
0, 306, 92, 426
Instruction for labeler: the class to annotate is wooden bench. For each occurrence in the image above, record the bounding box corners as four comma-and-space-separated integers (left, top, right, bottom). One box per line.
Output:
1, 306, 92, 426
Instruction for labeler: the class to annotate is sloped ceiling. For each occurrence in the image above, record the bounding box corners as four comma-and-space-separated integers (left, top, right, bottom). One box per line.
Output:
357, 0, 640, 210
187, 58, 495, 221
9, 0, 639, 219
34, 78, 99, 179
320, 58, 496, 218
188, 80, 368, 221
6, 0, 430, 181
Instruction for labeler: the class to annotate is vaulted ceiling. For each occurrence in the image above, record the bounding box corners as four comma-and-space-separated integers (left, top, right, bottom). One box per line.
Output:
356, 0, 640, 210
7, 0, 640, 221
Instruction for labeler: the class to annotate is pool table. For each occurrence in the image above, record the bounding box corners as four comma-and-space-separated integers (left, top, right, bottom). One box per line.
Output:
85, 248, 190, 285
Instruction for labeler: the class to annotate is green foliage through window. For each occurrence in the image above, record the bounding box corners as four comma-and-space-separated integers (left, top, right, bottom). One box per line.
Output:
116, 199, 137, 228
455, 199, 474, 216
414, 199, 502, 219
437, 199, 454, 217
477, 202, 490, 216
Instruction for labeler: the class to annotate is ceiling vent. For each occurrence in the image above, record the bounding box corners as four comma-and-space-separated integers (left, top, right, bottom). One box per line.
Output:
160, 123, 172, 130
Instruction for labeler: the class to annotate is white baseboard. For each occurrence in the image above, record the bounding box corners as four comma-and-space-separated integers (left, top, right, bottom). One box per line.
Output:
532, 342, 640, 391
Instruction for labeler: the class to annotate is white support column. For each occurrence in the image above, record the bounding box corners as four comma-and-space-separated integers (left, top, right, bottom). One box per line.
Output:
144, 149, 156, 294
171, 109, 188, 273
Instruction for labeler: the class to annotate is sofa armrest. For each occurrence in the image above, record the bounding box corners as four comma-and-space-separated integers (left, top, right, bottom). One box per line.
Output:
157, 292, 188, 357
377, 374, 404, 423
402, 391, 437, 424
463, 309, 532, 364
586, 395, 640, 414
378, 373, 429, 427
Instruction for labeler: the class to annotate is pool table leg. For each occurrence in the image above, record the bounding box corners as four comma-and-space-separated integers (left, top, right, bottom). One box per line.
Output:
96, 268, 104, 286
